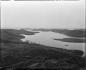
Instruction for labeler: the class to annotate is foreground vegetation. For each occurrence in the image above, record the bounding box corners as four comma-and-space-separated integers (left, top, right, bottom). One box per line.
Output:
0, 29, 86, 70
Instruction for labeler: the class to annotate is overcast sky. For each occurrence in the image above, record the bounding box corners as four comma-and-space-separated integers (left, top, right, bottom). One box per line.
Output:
1, 0, 85, 29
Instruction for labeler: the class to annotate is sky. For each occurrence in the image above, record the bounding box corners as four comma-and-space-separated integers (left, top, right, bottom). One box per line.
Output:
1, 0, 85, 29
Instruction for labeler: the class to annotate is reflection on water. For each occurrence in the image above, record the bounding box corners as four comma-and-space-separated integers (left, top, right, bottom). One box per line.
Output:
21, 31, 85, 52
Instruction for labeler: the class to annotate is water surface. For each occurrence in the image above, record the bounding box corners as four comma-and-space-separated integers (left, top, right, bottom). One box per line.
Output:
21, 31, 85, 52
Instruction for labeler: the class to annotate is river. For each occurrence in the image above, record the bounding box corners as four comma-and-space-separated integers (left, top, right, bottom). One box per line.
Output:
21, 30, 85, 53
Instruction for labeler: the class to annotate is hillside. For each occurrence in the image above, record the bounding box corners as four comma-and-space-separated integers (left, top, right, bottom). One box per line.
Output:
0, 29, 85, 70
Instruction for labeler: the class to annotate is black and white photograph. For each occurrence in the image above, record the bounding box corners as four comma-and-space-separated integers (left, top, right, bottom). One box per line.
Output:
0, 0, 86, 70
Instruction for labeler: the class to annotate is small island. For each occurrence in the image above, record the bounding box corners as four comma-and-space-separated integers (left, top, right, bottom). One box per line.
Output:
54, 38, 86, 43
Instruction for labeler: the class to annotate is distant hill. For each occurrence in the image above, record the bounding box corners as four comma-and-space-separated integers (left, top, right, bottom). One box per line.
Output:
52, 29, 86, 38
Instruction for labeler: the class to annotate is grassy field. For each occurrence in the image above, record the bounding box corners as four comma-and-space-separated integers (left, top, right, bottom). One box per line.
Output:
0, 29, 85, 70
